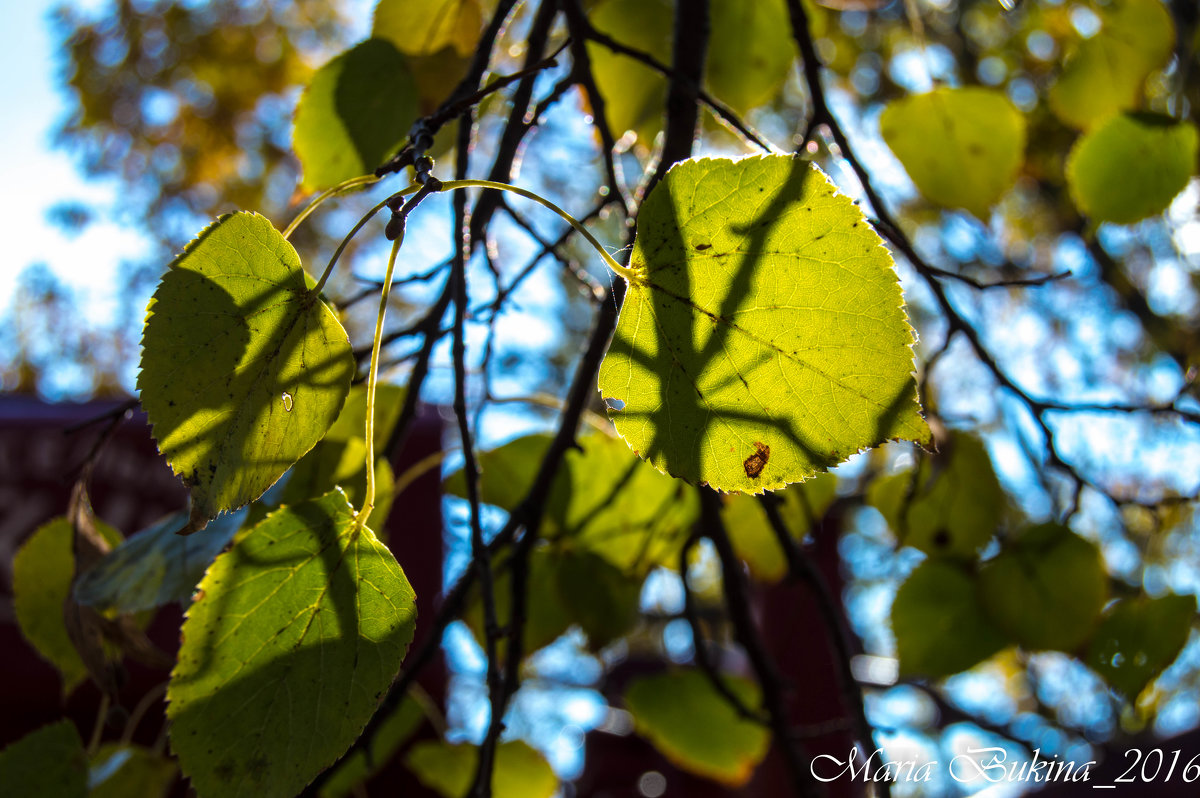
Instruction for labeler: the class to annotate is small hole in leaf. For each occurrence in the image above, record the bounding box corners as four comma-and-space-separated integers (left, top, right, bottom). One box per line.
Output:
605, 397, 626, 412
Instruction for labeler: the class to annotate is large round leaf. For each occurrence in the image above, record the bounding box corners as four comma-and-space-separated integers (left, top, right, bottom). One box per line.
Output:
624, 669, 769, 786
293, 39, 417, 192
978, 524, 1107, 653
138, 212, 355, 532
1066, 113, 1198, 225
892, 559, 1009, 679
880, 87, 1025, 219
599, 155, 930, 493
1049, 0, 1174, 130
167, 489, 416, 798
1085, 594, 1197, 699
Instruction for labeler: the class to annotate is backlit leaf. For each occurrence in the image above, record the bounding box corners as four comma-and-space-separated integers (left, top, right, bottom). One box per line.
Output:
464, 547, 575, 657
721, 474, 837, 582
892, 560, 1008, 679
138, 212, 355, 532
598, 155, 930, 493
405, 740, 557, 798
0, 720, 88, 798
447, 432, 697, 574
1066, 113, 1198, 225
373, 0, 484, 58
585, 0, 672, 146
1086, 594, 1197, 699
318, 699, 425, 798
880, 87, 1025, 219
705, 0, 794, 114
978, 524, 1107, 653
73, 510, 244, 613
546, 431, 697, 573
553, 549, 642, 649
868, 433, 1006, 560
280, 383, 405, 532
293, 39, 417, 192
167, 489, 416, 798
1049, 0, 1174, 129
624, 669, 769, 786
14, 517, 121, 694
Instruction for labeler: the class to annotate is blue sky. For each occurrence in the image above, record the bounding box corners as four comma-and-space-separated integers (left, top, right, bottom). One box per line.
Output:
1, 2, 148, 322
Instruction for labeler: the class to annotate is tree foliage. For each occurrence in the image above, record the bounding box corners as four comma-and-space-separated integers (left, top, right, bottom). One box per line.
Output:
6, 0, 1200, 796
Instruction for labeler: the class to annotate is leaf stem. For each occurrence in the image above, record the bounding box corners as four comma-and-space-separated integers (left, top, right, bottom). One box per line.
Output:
357, 236, 403, 525
437, 178, 637, 282
311, 194, 402, 295
282, 174, 380, 240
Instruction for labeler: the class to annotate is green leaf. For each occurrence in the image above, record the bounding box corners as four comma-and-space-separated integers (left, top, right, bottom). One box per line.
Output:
167, 489, 416, 798
1086, 594, 1197, 699
1049, 0, 1174, 129
1066, 113, 1198, 225
318, 698, 425, 798
892, 559, 1009, 679
0, 721, 88, 798
405, 740, 557, 798
585, 0, 672, 145
280, 383, 406, 531
721, 474, 837, 582
868, 433, 1006, 560
293, 39, 417, 192
705, 0, 793, 114
598, 155, 930, 493
73, 510, 244, 613
138, 212, 355, 532
624, 670, 769, 786
547, 432, 698, 574
14, 517, 121, 694
373, 0, 484, 57
90, 744, 177, 798
464, 547, 575, 657
444, 433, 554, 512
553, 549, 642, 649
978, 524, 1108, 653
880, 87, 1025, 219
447, 432, 697, 574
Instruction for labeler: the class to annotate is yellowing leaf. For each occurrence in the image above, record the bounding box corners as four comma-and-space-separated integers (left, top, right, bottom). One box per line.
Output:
293, 39, 417, 192
585, 0, 672, 145
1066, 113, 1198, 225
1086, 594, 1197, 699
721, 474, 837, 582
14, 517, 121, 695
1049, 0, 1174, 129
405, 740, 557, 798
599, 155, 930, 494
880, 87, 1025, 219
373, 0, 485, 58
892, 560, 1008, 679
138, 212, 355, 532
0, 721, 88, 798
978, 524, 1107, 653
624, 670, 769, 786
167, 489, 416, 798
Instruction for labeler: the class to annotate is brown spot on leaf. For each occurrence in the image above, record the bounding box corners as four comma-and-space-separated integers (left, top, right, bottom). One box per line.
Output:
743, 441, 770, 479
694, 242, 712, 251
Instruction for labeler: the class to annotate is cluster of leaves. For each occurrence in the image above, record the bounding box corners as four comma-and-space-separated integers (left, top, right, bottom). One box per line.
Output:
6, 0, 1200, 796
